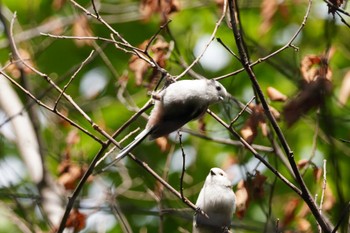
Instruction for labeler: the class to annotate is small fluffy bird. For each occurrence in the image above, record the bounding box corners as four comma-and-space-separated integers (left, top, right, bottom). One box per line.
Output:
193, 168, 236, 233
112, 79, 227, 163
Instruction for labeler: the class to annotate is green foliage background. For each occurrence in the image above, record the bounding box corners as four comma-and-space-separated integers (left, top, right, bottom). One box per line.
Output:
0, 0, 350, 232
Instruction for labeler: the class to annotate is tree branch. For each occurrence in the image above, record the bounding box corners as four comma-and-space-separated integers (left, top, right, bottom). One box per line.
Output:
227, 0, 332, 231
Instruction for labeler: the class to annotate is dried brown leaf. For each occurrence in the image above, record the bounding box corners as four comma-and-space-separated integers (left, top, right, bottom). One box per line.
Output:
282, 198, 299, 227
58, 160, 91, 190
140, 0, 180, 21
240, 124, 256, 144
240, 104, 266, 143
284, 54, 332, 126
140, 0, 158, 21
72, 15, 93, 47
300, 55, 332, 83
297, 159, 309, 169
221, 156, 238, 171
6, 49, 35, 78
129, 38, 169, 87
66, 129, 80, 145
240, 104, 259, 143
313, 166, 323, 181
215, 0, 225, 8
129, 55, 149, 86
297, 218, 312, 233
155, 136, 170, 152
267, 86, 287, 102
338, 70, 350, 106
58, 163, 82, 190
150, 38, 169, 69
269, 106, 281, 120
260, 122, 268, 137
260, 0, 278, 34
301, 55, 321, 83
251, 171, 267, 199
66, 209, 86, 232
52, 0, 66, 10
198, 117, 206, 133
162, 0, 180, 18
235, 180, 249, 219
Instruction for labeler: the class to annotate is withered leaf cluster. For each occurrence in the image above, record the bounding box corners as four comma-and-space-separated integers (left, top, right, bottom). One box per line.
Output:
140, 0, 180, 22
283, 54, 332, 126
129, 37, 170, 88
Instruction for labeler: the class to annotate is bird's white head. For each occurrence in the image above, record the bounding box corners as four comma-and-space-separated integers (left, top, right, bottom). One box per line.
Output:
206, 79, 227, 104
205, 167, 232, 187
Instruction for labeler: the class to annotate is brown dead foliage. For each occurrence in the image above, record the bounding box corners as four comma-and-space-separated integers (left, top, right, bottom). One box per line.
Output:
129, 37, 169, 88
65, 208, 86, 232
283, 54, 332, 126
72, 15, 94, 47
240, 104, 280, 144
140, 0, 180, 22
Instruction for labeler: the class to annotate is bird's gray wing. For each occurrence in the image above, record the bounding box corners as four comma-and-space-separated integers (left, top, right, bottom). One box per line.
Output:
149, 101, 208, 139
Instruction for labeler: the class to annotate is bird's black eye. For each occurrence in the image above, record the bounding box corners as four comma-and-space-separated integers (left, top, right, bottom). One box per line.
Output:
216, 86, 222, 91
219, 172, 224, 176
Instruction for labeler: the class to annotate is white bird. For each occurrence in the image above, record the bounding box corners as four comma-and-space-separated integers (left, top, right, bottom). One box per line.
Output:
110, 79, 227, 164
193, 168, 236, 233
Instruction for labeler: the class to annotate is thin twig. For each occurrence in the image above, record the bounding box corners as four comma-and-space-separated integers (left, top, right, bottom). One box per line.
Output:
275, 218, 280, 233
302, 118, 320, 176
107, 191, 132, 233
178, 132, 186, 201
335, 11, 350, 28
54, 50, 95, 110
180, 128, 273, 152
176, 0, 228, 80
145, 19, 172, 52
229, 96, 255, 127
91, 0, 100, 18
331, 202, 350, 233
216, 37, 241, 62
319, 160, 327, 215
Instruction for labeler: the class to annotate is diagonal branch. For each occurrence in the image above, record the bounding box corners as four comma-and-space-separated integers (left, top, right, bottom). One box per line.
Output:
54, 50, 95, 110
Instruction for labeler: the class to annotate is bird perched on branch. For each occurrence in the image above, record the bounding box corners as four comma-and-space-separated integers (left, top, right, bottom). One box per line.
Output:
111, 79, 227, 164
193, 168, 236, 233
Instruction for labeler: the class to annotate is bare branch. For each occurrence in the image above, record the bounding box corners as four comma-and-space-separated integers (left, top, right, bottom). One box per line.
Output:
179, 132, 186, 202
54, 50, 95, 110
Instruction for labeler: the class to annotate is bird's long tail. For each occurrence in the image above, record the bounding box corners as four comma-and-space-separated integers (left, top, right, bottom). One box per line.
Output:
101, 129, 151, 172
115, 128, 150, 162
